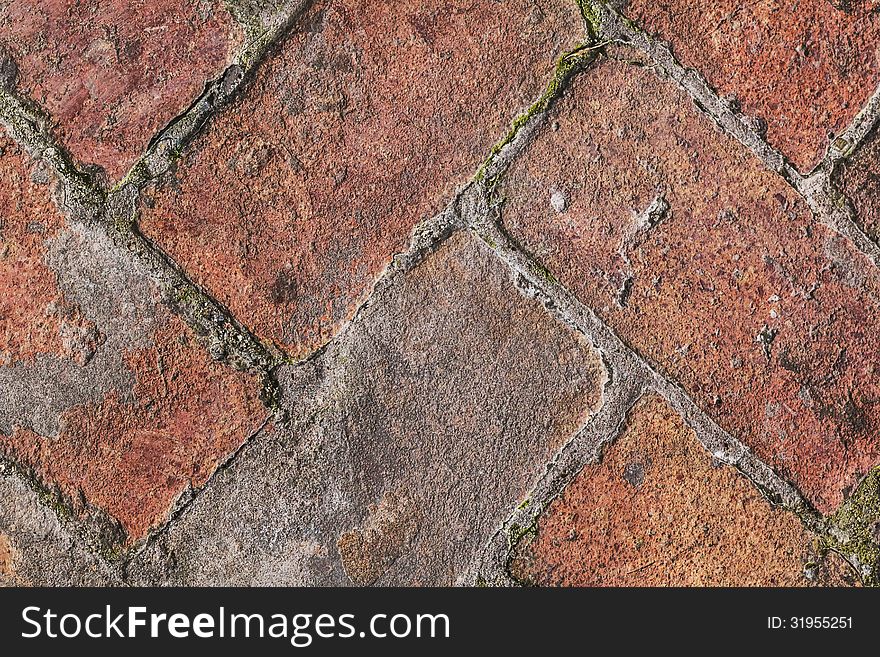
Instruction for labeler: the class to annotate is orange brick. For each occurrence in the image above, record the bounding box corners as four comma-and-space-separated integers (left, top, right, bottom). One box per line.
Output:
0, 0, 239, 179
139, 0, 582, 357
0, 138, 77, 364
513, 396, 855, 586
500, 58, 880, 513
838, 129, 880, 244
0, 140, 264, 541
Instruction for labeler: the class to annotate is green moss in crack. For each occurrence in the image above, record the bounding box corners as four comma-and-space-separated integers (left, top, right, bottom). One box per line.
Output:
260, 370, 287, 420
574, 0, 603, 40
474, 229, 499, 252
223, 0, 281, 69
474, 43, 603, 184
0, 91, 105, 203
534, 262, 558, 286
821, 467, 880, 586
11, 462, 127, 560
505, 517, 541, 586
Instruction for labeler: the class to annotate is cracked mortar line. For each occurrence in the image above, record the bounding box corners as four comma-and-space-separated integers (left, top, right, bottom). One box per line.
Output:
444, 30, 856, 583
0, 458, 126, 585
0, 1, 318, 391
0, 0, 822, 576
0, 75, 281, 389
0, 5, 316, 557
0, 0, 596, 564
0, 453, 130, 573
113, 0, 313, 193
467, 207, 828, 585
2, 0, 872, 582
591, 1, 880, 271
119, 411, 274, 574
113, 5, 608, 569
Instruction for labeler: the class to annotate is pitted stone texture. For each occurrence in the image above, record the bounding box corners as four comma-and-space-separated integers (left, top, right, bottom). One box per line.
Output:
0, 145, 265, 541
622, 0, 880, 172
0, 138, 78, 365
0, 0, 238, 180
3, 312, 267, 541
511, 396, 856, 586
139, 0, 582, 358
838, 128, 880, 244
128, 232, 605, 585
0, 467, 115, 585
500, 58, 880, 513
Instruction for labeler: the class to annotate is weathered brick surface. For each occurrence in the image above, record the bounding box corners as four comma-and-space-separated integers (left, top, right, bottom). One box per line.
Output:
0, 0, 878, 590
512, 396, 856, 586
4, 315, 266, 540
138, 0, 582, 358
838, 129, 880, 244
0, 0, 238, 180
129, 233, 605, 585
0, 138, 74, 364
500, 58, 880, 513
622, 0, 880, 172
1, 467, 116, 585
0, 142, 265, 541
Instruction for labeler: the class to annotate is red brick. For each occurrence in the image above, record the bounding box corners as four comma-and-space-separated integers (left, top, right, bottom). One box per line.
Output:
0, 0, 238, 180
500, 58, 880, 513
139, 0, 582, 358
0, 141, 265, 541
512, 396, 856, 586
838, 129, 880, 243
126, 232, 608, 585
0, 138, 76, 364
622, 0, 880, 172
4, 315, 264, 540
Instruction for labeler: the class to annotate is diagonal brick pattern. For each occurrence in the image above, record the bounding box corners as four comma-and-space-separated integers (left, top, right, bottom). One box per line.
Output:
0, 137, 266, 544
498, 54, 880, 515
130, 232, 605, 585
137, 0, 582, 358
510, 396, 859, 586
0, 0, 879, 587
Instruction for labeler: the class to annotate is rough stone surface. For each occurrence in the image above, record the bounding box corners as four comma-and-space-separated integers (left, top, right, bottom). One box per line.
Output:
621, 0, 880, 172
511, 396, 858, 586
1, 0, 879, 590
0, 0, 239, 180
0, 140, 266, 542
138, 0, 583, 358
0, 466, 116, 585
0, 137, 75, 365
500, 58, 880, 513
838, 128, 880, 244
129, 233, 606, 585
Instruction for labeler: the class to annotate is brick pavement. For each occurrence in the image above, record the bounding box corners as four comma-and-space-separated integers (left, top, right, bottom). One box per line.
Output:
1, 0, 878, 586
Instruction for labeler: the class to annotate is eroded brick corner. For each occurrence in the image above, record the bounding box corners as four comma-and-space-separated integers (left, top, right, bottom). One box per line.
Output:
511, 395, 858, 586
0, 136, 266, 546
613, 0, 880, 172
497, 53, 880, 515
837, 127, 880, 245
0, 0, 241, 180
137, 0, 585, 360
